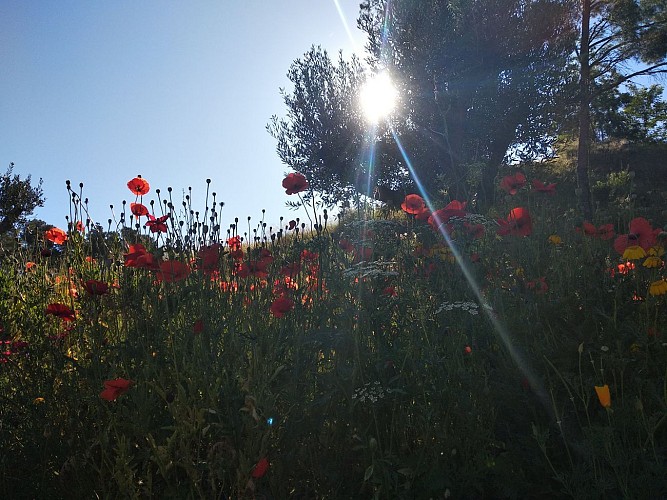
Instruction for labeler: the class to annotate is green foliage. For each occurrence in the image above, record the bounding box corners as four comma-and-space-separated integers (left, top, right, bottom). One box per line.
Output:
1, 175, 666, 498
0, 163, 45, 235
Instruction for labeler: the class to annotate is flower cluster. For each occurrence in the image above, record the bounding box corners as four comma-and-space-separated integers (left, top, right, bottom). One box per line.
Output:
435, 300, 480, 315
352, 381, 388, 404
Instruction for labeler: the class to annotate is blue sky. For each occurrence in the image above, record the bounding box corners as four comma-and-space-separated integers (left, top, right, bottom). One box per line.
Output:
1, 1, 365, 230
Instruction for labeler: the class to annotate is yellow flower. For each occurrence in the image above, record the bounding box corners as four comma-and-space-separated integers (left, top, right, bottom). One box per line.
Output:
594, 384, 611, 408
643, 256, 663, 268
648, 245, 665, 257
548, 235, 562, 245
622, 245, 646, 260
649, 279, 667, 296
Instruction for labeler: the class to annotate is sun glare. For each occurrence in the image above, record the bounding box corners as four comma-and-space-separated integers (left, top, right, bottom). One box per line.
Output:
359, 72, 397, 123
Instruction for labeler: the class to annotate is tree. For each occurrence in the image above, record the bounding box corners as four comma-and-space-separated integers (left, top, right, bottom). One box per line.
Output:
575, 0, 667, 218
0, 163, 45, 235
270, 2, 577, 209
357, 0, 577, 206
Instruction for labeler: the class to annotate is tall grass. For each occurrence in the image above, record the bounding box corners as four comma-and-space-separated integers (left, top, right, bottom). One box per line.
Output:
1, 171, 666, 499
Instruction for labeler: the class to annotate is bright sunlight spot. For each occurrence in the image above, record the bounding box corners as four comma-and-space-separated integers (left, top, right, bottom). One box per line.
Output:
359, 72, 397, 123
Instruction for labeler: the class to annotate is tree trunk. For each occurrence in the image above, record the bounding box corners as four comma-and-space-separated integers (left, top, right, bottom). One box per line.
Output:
577, 0, 593, 221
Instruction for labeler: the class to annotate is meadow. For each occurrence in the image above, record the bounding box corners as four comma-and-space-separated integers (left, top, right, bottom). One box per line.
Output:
1, 165, 666, 499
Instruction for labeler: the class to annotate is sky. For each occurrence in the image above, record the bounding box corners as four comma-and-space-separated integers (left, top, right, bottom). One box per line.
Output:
1, 1, 366, 231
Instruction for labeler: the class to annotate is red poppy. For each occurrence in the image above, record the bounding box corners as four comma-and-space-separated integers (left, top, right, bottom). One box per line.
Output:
526, 276, 548, 294
497, 207, 533, 237
338, 240, 354, 253
251, 457, 270, 478
428, 200, 467, 231
100, 378, 133, 401
127, 177, 150, 196
130, 202, 150, 217
145, 214, 170, 233
198, 244, 221, 274
499, 172, 526, 195
280, 262, 302, 277
45, 303, 75, 321
401, 194, 426, 215
45, 227, 68, 245
193, 319, 204, 334
270, 296, 294, 318
282, 172, 309, 195
613, 217, 659, 254
125, 244, 151, 268
155, 260, 191, 282
531, 180, 556, 195
227, 235, 242, 250
84, 279, 109, 295
74, 220, 85, 232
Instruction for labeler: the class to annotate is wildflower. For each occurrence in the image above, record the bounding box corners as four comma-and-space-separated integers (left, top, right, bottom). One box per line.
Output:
130, 202, 149, 217
531, 179, 556, 195
614, 217, 659, 254
100, 378, 133, 401
84, 279, 109, 296
193, 319, 204, 334
156, 260, 191, 283
464, 222, 485, 239
33, 397, 45, 404
464, 346, 472, 354
580, 222, 615, 239
401, 194, 426, 215
648, 245, 665, 257
497, 207, 532, 237
499, 172, 526, 195
594, 384, 611, 408
25, 261, 37, 271
198, 243, 221, 275
649, 279, 667, 297
622, 245, 646, 260
127, 177, 150, 196
614, 261, 635, 275
282, 172, 309, 195
548, 235, 562, 245
45, 303, 75, 322
270, 296, 294, 318
45, 227, 68, 245
145, 214, 170, 233
383, 286, 397, 297
339, 239, 354, 253
526, 276, 548, 294
251, 457, 270, 479
643, 255, 663, 268
428, 200, 467, 231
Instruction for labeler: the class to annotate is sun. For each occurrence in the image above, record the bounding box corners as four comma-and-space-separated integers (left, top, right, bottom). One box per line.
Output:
359, 72, 397, 123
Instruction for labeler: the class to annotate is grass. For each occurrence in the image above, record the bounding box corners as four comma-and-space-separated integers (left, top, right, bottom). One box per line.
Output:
1, 168, 666, 499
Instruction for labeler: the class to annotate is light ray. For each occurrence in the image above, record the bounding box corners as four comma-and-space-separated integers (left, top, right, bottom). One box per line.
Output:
390, 127, 549, 408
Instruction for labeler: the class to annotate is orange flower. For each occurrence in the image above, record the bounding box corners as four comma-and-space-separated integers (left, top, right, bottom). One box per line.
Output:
127, 177, 150, 196
130, 202, 149, 217
45, 227, 68, 245
594, 384, 611, 408
25, 261, 37, 271
100, 378, 133, 401
401, 194, 426, 215
497, 208, 532, 237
